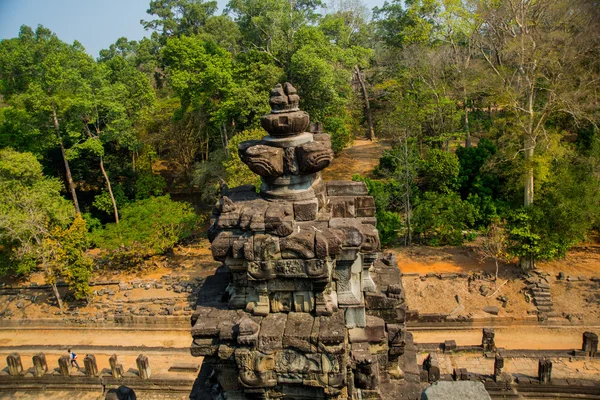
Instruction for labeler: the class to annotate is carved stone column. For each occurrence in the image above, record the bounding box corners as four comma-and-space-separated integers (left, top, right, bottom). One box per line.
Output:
58, 355, 71, 376
482, 328, 495, 352
6, 353, 22, 376
109, 354, 124, 379
361, 253, 377, 293
137, 354, 151, 380
32, 353, 47, 377
538, 358, 552, 384
84, 354, 98, 377
582, 332, 598, 357
493, 353, 504, 381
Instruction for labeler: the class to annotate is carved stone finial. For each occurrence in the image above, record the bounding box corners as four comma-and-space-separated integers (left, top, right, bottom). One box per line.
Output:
269, 82, 300, 112
261, 82, 309, 137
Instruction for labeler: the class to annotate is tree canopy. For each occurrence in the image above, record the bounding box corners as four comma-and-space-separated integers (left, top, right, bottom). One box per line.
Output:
0, 0, 598, 292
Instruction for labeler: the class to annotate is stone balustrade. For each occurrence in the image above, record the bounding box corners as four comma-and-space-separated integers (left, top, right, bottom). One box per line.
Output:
2, 352, 150, 380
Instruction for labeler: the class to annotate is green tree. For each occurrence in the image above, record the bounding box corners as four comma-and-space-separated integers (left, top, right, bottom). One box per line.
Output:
412, 191, 476, 245
0, 26, 95, 213
44, 215, 93, 302
476, 0, 600, 267
226, 0, 323, 68
0, 149, 80, 312
141, 0, 219, 38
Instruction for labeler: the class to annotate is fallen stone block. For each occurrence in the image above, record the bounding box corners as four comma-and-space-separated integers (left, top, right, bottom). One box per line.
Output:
483, 306, 499, 315
444, 340, 457, 352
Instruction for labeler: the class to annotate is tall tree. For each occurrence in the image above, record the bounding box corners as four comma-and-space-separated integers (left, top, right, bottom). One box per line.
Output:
0, 26, 94, 213
476, 0, 599, 267
141, 0, 219, 38
226, 0, 323, 68
0, 149, 82, 312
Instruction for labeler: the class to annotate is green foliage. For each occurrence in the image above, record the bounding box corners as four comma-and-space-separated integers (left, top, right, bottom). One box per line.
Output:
44, 215, 93, 299
374, 0, 440, 48
421, 148, 459, 194
192, 149, 227, 204
455, 138, 502, 226
376, 210, 403, 247
133, 151, 167, 200
456, 138, 499, 198
224, 128, 264, 188
82, 213, 102, 232
0, 149, 74, 275
162, 36, 234, 112
506, 209, 545, 261
142, 0, 219, 38
91, 196, 200, 264
324, 117, 354, 154
412, 191, 476, 246
507, 149, 600, 261
1, 0, 599, 271
93, 186, 129, 216
135, 171, 167, 200
0, 107, 51, 156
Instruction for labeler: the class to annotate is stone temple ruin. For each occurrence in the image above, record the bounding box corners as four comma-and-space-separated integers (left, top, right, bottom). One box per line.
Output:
189, 83, 418, 399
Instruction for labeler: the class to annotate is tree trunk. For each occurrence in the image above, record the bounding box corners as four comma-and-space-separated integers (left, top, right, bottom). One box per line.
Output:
520, 133, 535, 270
100, 156, 119, 224
83, 123, 119, 224
52, 105, 80, 214
464, 95, 471, 148
354, 66, 375, 141
520, 253, 535, 270
221, 123, 229, 158
51, 282, 64, 314
495, 259, 499, 282
524, 135, 534, 207
403, 140, 412, 246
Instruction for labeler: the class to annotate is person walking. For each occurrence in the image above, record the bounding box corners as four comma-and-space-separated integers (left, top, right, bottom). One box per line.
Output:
68, 348, 80, 369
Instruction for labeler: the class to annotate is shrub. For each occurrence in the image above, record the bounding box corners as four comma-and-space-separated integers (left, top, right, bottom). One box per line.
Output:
420, 149, 459, 194
412, 192, 476, 246
92, 185, 129, 217
324, 116, 353, 154
135, 171, 167, 200
91, 196, 200, 265
376, 210, 402, 247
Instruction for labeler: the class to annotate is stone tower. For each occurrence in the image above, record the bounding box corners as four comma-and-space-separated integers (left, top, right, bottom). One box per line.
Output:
190, 83, 413, 399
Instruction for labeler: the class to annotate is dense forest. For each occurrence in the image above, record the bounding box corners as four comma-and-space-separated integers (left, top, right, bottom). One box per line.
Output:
0, 0, 599, 305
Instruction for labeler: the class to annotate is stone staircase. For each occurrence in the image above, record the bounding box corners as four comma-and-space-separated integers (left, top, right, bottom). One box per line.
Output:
525, 273, 556, 319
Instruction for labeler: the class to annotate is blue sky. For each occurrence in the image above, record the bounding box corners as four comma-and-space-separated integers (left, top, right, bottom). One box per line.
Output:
0, 0, 387, 58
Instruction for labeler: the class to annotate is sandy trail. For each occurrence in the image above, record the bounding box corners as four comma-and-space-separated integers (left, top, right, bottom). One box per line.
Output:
412, 326, 597, 350
321, 139, 390, 181
2, 328, 190, 349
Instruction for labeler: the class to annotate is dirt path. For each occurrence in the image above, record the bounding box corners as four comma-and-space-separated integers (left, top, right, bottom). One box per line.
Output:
412, 326, 597, 350
0, 328, 190, 349
321, 139, 390, 181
